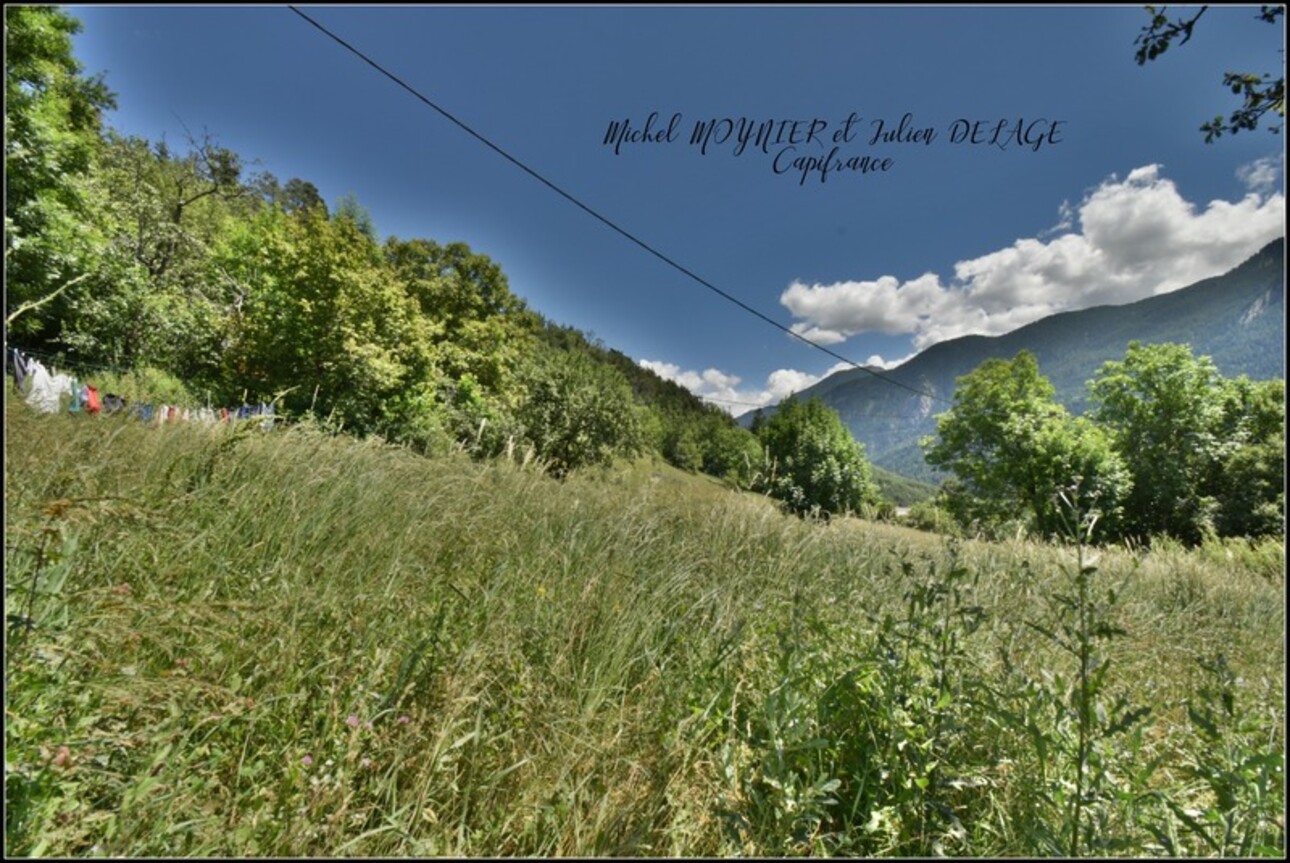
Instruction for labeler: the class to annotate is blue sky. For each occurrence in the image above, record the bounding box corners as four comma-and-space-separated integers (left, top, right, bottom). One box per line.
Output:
68, 4, 1285, 413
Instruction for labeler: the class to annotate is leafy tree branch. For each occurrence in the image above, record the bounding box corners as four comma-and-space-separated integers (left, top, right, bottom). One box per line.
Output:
1135, 5, 1285, 141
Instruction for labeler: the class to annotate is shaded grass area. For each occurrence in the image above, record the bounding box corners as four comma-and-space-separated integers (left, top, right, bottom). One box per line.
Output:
5, 395, 1284, 856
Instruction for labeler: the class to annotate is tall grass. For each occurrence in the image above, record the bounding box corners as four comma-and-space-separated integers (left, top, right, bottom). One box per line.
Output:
4, 392, 1284, 856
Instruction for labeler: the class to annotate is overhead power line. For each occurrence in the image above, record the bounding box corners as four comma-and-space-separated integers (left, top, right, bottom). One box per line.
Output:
701, 394, 927, 418
698, 395, 771, 409
286, 6, 951, 406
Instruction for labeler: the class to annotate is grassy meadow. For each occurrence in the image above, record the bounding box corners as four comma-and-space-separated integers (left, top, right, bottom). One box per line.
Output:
4, 393, 1285, 856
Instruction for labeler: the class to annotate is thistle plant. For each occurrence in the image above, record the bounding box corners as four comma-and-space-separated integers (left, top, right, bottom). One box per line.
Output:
1014, 479, 1153, 855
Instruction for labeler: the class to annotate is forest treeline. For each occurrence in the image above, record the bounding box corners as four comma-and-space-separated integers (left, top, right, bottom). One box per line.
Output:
5, 6, 779, 485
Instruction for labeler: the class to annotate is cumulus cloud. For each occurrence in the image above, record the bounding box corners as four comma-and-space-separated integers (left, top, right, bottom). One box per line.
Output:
787, 323, 849, 345
864, 353, 915, 370
638, 359, 818, 414
639, 358, 910, 415
781, 164, 1285, 351
636, 361, 744, 394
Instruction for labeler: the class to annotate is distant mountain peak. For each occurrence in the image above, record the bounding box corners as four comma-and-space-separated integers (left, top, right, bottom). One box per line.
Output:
742, 239, 1285, 483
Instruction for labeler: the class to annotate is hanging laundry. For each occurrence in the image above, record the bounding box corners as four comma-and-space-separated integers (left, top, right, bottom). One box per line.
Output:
23, 360, 67, 414
103, 394, 126, 413
10, 348, 29, 393
85, 386, 102, 414
68, 381, 84, 413
52, 371, 74, 410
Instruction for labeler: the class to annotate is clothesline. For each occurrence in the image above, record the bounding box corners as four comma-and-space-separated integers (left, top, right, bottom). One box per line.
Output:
8, 344, 136, 377
8, 346, 277, 428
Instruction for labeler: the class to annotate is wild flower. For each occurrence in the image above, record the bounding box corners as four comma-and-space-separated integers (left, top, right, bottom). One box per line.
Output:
397, 715, 411, 725
346, 714, 360, 728
301, 755, 313, 767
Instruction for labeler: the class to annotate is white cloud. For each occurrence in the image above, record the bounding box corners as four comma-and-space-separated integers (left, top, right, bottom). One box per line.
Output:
864, 353, 915, 370
780, 164, 1285, 350
640, 359, 750, 410
638, 355, 916, 416
701, 368, 741, 390
640, 358, 855, 415
788, 323, 849, 345
638, 360, 701, 391
766, 368, 823, 399
1237, 155, 1284, 194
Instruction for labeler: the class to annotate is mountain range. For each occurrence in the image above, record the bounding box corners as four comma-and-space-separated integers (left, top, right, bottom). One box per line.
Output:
739, 238, 1286, 483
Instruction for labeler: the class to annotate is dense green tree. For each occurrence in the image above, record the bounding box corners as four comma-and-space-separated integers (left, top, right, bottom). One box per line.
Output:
664, 425, 705, 472
924, 351, 1130, 540
1215, 427, 1285, 538
4, 4, 115, 345
385, 237, 539, 394
516, 348, 643, 477
333, 192, 377, 243
755, 396, 880, 517
1212, 377, 1285, 538
249, 173, 326, 217
699, 415, 763, 486
211, 207, 432, 433
383, 238, 542, 453
1026, 415, 1132, 540
55, 132, 253, 374
1088, 342, 1227, 543
282, 177, 326, 216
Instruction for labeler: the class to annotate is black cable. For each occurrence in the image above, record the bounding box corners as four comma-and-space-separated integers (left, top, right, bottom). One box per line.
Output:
6, 345, 129, 377
286, 5, 951, 406
699, 392, 929, 414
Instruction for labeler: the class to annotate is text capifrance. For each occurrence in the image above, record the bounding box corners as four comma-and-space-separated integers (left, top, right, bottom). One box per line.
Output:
601, 112, 1065, 185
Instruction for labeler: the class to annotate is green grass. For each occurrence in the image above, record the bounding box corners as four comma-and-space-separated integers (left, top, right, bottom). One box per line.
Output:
4, 392, 1284, 856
